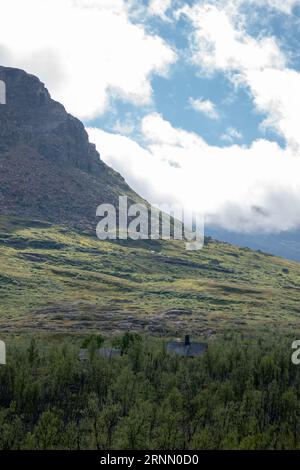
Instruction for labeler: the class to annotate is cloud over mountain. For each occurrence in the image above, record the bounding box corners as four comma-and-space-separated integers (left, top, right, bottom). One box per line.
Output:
0, 0, 176, 119
88, 113, 300, 233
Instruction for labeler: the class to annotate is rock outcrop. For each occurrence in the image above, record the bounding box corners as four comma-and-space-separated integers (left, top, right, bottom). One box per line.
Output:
0, 66, 140, 227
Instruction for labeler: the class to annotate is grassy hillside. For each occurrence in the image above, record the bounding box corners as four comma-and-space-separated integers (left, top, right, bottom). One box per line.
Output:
1, 216, 300, 336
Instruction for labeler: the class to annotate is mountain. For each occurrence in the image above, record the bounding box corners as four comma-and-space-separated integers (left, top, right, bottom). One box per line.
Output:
0, 66, 141, 229
1, 66, 300, 336
207, 227, 300, 263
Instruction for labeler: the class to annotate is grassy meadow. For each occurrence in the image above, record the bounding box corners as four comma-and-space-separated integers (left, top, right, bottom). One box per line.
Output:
0, 215, 300, 336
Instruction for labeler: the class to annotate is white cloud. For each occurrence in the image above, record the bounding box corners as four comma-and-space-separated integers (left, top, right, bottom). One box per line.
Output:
180, 3, 300, 150
189, 97, 220, 119
112, 114, 136, 135
221, 127, 243, 142
245, 0, 300, 15
180, 4, 285, 74
194, 0, 300, 16
112, 121, 135, 135
247, 68, 300, 150
88, 114, 300, 233
148, 0, 172, 18
0, 0, 176, 119
141, 112, 206, 147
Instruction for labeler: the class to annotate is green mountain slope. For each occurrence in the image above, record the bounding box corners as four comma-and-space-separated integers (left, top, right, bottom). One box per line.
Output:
1, 216, 300, 335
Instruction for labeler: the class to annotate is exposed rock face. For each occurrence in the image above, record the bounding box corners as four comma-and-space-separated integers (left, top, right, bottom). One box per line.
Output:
0, 66, 140, 227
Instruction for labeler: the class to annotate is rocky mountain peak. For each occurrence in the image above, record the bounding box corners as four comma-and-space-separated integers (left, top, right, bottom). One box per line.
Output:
0, 66, 101, 173
0, 66, 139, 227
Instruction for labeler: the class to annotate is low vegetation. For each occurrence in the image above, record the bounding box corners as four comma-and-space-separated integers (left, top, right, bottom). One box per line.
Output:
1, 216, 300, 335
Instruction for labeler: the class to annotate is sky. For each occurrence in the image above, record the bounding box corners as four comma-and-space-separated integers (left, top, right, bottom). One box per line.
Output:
1, 0, 300, 233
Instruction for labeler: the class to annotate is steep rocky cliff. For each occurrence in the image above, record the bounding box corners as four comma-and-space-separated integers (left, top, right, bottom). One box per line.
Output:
0, 66, 140, 228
